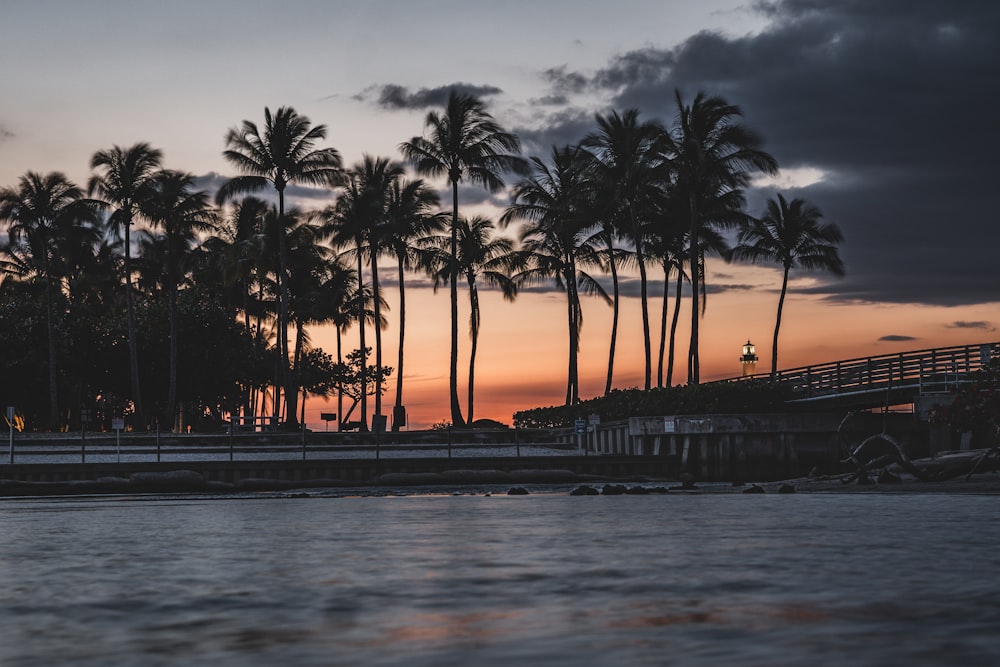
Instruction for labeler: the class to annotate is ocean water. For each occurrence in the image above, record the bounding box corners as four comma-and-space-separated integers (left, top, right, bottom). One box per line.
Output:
1, 491, 998, 666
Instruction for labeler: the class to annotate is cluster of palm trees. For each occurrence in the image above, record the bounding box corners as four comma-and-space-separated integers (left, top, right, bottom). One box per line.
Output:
0, 89, 844, 432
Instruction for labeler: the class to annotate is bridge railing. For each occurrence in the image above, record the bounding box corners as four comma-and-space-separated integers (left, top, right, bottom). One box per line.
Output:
723, 342, 999, 400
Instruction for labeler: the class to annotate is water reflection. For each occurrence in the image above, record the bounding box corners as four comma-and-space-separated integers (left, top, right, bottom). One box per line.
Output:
0, 493, 998, 666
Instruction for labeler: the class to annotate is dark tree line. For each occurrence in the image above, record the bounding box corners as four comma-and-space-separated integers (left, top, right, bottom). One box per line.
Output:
0, 90, 844, 432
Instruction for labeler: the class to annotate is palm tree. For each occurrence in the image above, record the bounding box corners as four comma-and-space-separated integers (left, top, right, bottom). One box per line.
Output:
425, 215, 518, 423
285, 212, 339, 425
400, 91, 527, 427
89, 143, 164, 427
139, 171, 218, 429
199, 197, 278, 421
218, 106, 343, 428
582, 109, 667, 391
320, 257, 359, 431
666, 91, 778, 384
383, 177, 446, 429
323, 155, 402, 430
732, 194, 845, 376
0, 171, 100, 427
503, 146, 609, 405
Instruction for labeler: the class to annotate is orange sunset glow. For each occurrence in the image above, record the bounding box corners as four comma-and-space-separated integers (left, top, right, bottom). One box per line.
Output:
2, 1, 997, 432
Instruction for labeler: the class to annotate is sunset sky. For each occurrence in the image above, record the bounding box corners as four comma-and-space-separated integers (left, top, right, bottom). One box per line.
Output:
2, 1, 998, 428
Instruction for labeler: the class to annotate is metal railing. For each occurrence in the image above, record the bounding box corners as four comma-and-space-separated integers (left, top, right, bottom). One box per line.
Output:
721, 342, 999, 404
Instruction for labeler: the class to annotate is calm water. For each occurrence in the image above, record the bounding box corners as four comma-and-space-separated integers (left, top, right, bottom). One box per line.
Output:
1, 490, 998, 666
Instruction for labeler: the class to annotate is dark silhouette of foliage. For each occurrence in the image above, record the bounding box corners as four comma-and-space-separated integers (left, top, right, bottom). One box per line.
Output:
513, 380, 795, 429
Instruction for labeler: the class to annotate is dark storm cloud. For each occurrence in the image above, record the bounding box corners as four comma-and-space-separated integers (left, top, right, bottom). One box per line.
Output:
527, 0, 1000, 307
541, 66, 590, 96
358, 83, 503, 110
879, 335, 918, 342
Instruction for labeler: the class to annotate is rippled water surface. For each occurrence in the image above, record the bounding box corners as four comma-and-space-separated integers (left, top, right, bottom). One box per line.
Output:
1, 491, 998, 666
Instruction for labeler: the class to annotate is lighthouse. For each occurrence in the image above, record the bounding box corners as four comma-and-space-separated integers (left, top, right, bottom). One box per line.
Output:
740, 340, 758, 377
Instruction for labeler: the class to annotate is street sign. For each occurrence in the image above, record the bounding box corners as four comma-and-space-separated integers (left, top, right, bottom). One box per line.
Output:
112, 418, 125, 431
574, 419, 586, 434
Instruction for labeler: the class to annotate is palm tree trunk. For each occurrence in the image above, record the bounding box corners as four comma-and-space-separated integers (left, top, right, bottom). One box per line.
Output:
371, 248, 383, 430
772, 266, 790, 377
449, 181, 465, 427
604, 229, 619, 396
357, 247, 368, 431
168, 284, 178, 431
657, 265, 669, 388
667, 269, 683, 386
688, 192, 700, 384
44, 277, 59, 429
123, 215, 145, 428
392, 257, 405, 431
467, 277, 479, 423
277, 188, 298, 428
566, 263, 580, 405
336, 328, 344, 431
629, 203, 651, 390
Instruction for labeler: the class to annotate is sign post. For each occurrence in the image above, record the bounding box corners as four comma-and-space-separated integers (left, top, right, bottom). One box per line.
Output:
575, 418, 586, 454
112, 418, 125, 462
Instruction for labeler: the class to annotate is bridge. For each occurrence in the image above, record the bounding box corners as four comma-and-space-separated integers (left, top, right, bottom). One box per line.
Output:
724, 341, 1000, 411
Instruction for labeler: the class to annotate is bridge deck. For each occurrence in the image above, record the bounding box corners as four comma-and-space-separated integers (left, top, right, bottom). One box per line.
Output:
721, 342, 999, 410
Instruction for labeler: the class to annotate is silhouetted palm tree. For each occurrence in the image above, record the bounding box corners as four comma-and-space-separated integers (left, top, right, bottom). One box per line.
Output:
425, 215, 518, 423
583, 109, 667, 391
139, 171, 218, 429
400, 91, 526, 426
324, 156, 402, 430
666, 91, 778, 384
89, 143, 163, 427
383, 177, 446, 429
504, 146, 609, 405
218, 106, 343, 427
732, 193, 844, 376
0, 171, 100, 427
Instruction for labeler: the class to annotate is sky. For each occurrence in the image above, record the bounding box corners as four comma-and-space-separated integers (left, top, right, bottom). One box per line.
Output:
2, 0, 999, 429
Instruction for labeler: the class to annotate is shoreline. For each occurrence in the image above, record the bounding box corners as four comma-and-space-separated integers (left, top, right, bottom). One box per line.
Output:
2, 467, 998, 498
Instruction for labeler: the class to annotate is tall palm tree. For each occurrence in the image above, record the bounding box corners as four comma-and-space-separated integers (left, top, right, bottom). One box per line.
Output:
582, 109, 667, 391
89, 143, 164, 427
503, 146, 609, 405
383, 177, 446, 429
218, 106, 343, 428
425, 215, 518, 423
0, 171, 99, 427
400, 91, 526, 427
323, 155, 402, 430
732, 193, 844, 376
645, 204, 687, 388
666, 91, 778, 384
139, 171, 218, 429
320, 257, 359, 431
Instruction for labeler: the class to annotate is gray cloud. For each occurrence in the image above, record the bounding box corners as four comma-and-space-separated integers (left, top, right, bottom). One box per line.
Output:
947, 321, 996, 332
541, 65, 590, 96
520, 0, 1000, 307
879, 335, 918, 342
0, 125, 12, 141
357, 83, 503, 110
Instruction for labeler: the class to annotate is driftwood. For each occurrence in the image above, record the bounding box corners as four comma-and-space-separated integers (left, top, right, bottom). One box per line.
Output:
841, 433, 997, 484
965, 446, 1000, 481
